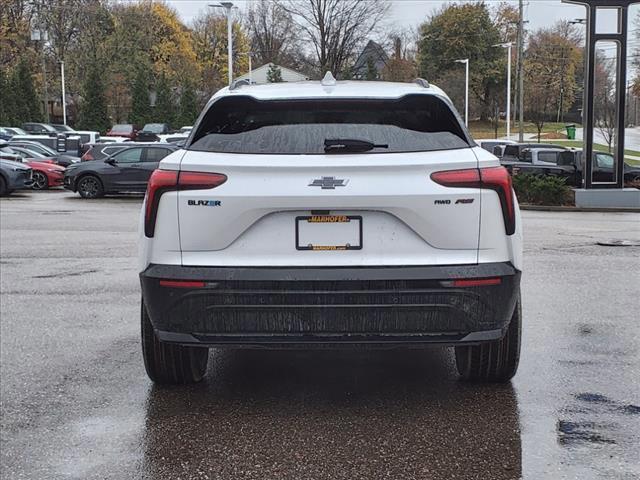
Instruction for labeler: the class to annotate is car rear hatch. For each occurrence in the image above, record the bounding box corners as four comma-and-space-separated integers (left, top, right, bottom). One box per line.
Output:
174, 94, 482, 267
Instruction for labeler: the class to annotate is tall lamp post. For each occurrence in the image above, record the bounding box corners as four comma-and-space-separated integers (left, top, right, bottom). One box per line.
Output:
209, 2, 235, 86
494, 42, 513, 139
59, 60, 67, 125
455, 59, 469, 126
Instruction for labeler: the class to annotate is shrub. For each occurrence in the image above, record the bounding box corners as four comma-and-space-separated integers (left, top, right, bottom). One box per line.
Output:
512, 174, 573, 206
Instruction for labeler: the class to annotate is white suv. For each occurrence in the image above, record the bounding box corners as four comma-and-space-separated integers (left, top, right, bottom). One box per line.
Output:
139, 76, 523, 385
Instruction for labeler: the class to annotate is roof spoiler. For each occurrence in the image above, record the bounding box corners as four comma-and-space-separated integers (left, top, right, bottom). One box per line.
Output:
229, 78, 251, 91
413, 78, 430, 88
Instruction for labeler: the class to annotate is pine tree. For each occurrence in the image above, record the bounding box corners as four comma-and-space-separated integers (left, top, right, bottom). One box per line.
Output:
12, 59, 41, 122
178, 82, 198, 127
0, 69, 14, 125
154, 74, 175, 128
266, 64, 283, 83
365, 59, 378, 81
129, 68, 151, 126
77, 65, 110, 133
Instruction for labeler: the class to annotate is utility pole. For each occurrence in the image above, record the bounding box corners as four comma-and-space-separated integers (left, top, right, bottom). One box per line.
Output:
455, 59, 469, 126
60, 61, 66, 125
517, 0, 525, 142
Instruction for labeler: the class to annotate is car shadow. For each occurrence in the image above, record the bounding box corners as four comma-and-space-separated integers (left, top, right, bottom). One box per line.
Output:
141, 348, 522, 479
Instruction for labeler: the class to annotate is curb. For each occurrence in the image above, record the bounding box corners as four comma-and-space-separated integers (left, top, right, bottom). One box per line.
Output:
520, 205, 640, 213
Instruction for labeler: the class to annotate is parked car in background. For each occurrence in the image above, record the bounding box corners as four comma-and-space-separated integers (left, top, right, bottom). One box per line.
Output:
81, 142, 157, 162
8, 140, 79, 167
0, 142, 22, 162
52, 124, 100, 146
3, 127, 29, 136
65, 144, 179, 198
0, 127, 14, 141
98, 136, 131, 144
0, 159, 33, 195
21, 123, 60, 137
0, 143, 65, 190
178, 126, 192, 134
142, 123, 171, 134
503, 149, 640, 187
501, 143, 567, 162
158, 134, 188, 144
476, 139, 517, 159
106, 124, 139, 140
520, 148, 569, 166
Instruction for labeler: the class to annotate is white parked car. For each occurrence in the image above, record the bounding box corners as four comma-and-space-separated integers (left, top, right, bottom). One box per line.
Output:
139, 76, 523, 385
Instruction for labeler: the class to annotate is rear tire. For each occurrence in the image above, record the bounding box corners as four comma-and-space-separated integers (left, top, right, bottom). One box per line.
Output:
455, 296, 521, 383
0, 176, 7, 196
31, 171, 48, 190
141, 298, 209, 384
77, 175, 104, 198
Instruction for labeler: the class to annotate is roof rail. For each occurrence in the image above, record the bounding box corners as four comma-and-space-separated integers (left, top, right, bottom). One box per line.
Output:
229, 78, 251, 91
413, 78, 430, 88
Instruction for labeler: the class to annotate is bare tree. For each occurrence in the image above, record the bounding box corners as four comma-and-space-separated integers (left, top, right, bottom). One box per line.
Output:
594, 52, 617, 152
246, 0, 300, 68
283, 0, 389, 77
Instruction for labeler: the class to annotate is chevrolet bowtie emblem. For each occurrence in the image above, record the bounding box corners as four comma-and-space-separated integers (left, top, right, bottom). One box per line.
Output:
308, 177, 349, 189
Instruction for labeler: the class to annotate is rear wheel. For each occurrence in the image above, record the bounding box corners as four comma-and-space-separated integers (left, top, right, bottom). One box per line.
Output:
141, 298, 209, 384
31, 171, 48, 190
77, 175, 104, 198
0, 176, 7, 196
455, 296, 521, 383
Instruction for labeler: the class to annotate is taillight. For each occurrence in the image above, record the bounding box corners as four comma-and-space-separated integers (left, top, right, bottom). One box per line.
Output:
431, 166, 515, 235
144, 170, 227, 237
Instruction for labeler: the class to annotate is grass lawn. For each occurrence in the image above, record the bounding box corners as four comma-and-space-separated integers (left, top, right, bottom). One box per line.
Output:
469, 120, 579, 139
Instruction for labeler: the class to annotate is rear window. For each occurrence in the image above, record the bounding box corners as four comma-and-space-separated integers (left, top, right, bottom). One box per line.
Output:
189, 95, 470, 154
111, 124, 132, 133
503, 145, 520, 157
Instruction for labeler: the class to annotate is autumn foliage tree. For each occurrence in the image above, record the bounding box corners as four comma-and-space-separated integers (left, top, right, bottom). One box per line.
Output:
524, 22, 582, 140
418, 3, 504, 121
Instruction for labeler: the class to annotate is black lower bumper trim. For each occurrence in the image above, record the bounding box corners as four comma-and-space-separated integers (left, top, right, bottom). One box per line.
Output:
140, 262, 521, 344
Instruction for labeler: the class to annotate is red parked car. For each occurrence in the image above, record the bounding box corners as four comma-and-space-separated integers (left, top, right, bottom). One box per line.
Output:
26, 160, 65, 190
0, 144, 66, 190
106, 124, 139, 140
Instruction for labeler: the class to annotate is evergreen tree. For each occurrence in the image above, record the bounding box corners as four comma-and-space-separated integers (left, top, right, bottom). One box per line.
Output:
77, 65, 110, 133
178, 82, 198, 126
12, 59, 41, 122
129, 67, 151, 126
266, 64, 283, 83
365, 59, 378, 80
154, 74, 175, 127
0, 69, 14, 125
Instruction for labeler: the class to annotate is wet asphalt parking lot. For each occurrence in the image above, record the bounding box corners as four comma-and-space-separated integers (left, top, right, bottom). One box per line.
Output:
1, 190, 639, 480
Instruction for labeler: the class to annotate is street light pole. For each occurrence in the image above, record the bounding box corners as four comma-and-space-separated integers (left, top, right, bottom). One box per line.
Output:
494, 42, 513, 139
455, 59, 469, 126
210, 2, 235, 86
59, 60, 66, 125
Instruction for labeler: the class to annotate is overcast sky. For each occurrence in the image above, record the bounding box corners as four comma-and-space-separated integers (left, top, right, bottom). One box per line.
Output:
165, 0, 638, 31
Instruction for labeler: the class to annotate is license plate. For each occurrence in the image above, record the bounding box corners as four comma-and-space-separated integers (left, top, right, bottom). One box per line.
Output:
296, 215, 362, 251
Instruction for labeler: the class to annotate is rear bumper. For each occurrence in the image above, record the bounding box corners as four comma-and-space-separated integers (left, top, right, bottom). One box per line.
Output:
140, 262, 521, 347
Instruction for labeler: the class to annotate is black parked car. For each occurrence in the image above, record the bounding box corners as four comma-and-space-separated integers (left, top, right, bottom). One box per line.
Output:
81, 142, 154, 162
64, 144, 179, 198
503, 150, 640, 187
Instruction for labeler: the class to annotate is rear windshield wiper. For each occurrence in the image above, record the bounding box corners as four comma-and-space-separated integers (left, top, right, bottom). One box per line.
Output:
324, 139, 389, 153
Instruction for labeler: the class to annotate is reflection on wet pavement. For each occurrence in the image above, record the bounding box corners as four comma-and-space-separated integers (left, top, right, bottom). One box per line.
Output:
142, 349, 521, 479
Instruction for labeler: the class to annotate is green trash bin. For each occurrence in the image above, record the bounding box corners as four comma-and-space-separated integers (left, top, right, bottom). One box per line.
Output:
565, 124, 576, 140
